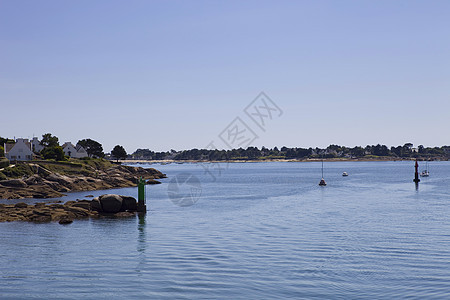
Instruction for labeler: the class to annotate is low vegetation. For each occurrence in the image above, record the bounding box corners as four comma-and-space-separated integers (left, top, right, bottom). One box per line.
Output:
0, 158, 114, 179
0, 158, 9, 169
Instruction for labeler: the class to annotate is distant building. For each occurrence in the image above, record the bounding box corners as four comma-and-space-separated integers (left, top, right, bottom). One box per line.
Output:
4, 138, 33, 161
31, 137, 44, 153
62, 142, 88, 158
62, 142, 77, 158
75, 144, 88, 158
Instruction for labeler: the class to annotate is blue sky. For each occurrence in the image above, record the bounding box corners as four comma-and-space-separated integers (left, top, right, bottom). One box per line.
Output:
1, 0, 449, 153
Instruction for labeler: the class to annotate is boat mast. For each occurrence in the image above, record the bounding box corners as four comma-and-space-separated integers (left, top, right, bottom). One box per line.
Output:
321, 158, 324, 178
319, 156, 327, 186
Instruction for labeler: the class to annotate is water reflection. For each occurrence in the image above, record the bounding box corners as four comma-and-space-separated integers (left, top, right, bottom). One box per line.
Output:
137, 213, 146, 253
135, 213, 147, 276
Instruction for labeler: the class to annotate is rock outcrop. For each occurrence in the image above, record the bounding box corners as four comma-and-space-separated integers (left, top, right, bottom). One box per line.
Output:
1, 179, 28, 188
147, 179, 162, 184
0, 194, 141, 224
98, 194, 123, 213
121, 195, 137, 211
0, 162, 166, 200
0, 201, 94, 223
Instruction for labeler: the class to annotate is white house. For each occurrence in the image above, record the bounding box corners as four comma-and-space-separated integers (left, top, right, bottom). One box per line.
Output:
62, 142, 77, 157
31, 137, 44, 153
75, 144, 88, 158
4, 138, 34, 161
62, 142, 88, 158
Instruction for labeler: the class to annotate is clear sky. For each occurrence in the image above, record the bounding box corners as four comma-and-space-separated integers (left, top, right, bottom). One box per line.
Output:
1, 0, 449, 153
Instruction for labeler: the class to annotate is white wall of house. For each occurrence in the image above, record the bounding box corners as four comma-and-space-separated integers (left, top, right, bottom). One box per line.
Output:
6, 136, 89, 160
62, 142, 88, 158
5, 138, 33, 161
31, 137, 44, 153
75, 145, 88, 158
62, 142, 78, 158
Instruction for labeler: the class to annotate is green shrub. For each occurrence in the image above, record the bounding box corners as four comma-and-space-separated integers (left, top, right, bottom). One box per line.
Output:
41, 146, 66, 161
0, 163, 34, 178
0, 157, 9, 169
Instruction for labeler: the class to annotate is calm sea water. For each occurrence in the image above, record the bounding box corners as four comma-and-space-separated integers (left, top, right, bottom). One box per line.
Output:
1, 161, 450, 299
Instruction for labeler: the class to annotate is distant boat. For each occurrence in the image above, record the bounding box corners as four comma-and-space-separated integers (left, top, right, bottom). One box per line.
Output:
342, 172, 349, 177
319, 159, 327, 186
420, 171, 429, 177
420, 161, 430, 177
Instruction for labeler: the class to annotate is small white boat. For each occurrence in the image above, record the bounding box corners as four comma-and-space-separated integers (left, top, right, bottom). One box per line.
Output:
342, 172, 349, 177
420, 161, 430, 177
420, 170, 429, 177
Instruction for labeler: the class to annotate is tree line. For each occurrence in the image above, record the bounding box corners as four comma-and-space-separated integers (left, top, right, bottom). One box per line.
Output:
2, 135, 448, 162
130, 143, 450, 161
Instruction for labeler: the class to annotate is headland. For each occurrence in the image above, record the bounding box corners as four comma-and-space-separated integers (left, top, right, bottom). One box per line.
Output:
0, 158, 166, 200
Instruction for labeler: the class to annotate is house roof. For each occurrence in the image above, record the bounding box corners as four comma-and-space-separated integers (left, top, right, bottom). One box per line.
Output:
4, 139, 32, 154
76, 144, 86, 152
62, 142, 76, 149
4, 143, 15, 153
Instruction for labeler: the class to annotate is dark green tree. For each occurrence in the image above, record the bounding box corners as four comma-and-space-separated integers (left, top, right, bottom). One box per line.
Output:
111, 145, 127, 162
296, 148, 311, 158
40, 133, 59, 147
418, 145, 426, 154
391, 146, 402, 157
0, 137, 14, 145
401, 143, 413, 157
372, 144, 390, 156
133, 148, 154, 159
41, 146, 65, 161
0, 136, 13, 157
351, 146, 365, 157
77, 139, 104, 158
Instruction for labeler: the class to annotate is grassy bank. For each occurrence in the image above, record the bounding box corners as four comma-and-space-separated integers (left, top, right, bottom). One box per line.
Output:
0, 158, 9, 169
0, 158, 114, 180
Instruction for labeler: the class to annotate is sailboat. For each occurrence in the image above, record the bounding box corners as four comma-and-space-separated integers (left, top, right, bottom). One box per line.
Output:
319, 159, 327, 186
420, 161, 430, 177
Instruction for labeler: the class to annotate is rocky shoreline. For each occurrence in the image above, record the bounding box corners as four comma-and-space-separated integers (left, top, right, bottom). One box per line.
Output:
0, 160, 166, 200
0, 194, 144, 224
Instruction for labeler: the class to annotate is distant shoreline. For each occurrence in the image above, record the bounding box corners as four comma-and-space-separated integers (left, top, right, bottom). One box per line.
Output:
120, 157, 447, 164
